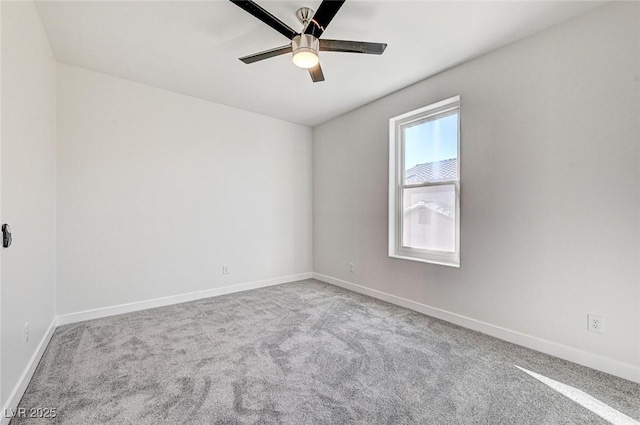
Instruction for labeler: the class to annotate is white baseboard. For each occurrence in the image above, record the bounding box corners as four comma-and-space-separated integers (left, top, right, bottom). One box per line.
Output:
1, 318, 57, 425
57, 272, 313, 326
313, 272, 640, 384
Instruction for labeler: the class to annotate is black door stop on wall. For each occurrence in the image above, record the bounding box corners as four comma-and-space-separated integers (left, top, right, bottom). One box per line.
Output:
2, 223, 12, 248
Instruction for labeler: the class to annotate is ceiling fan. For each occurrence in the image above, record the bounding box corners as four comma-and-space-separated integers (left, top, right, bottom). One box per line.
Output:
229, 0, 387, 82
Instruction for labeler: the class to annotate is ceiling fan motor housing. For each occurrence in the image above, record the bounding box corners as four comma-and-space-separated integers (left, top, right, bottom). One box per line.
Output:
292, 34, 320, 68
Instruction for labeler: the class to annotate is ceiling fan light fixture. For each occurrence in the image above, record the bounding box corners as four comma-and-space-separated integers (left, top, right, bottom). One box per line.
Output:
292, 51, 318, 69
292, 34, 319, 69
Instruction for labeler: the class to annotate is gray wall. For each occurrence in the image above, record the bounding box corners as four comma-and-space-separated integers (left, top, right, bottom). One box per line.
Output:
1, 1, 57, 406
56, 64, 312, 315
313, 2, 639, 370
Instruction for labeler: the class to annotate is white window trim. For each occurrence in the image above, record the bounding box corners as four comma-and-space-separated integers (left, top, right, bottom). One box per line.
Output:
388, 95, 461, 268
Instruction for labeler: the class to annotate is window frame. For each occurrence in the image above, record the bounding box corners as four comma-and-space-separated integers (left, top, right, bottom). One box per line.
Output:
388, 95, 461, 267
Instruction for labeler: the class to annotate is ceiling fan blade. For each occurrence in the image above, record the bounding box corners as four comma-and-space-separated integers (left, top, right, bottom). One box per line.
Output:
230, 1, 297, 40
320, 39, 387, 55
308, 63, 325, 82
304, 0, 345, 38
240, 45, 293, 64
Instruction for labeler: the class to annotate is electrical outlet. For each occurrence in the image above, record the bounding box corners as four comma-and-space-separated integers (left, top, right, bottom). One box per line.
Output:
349, 262, 355, 273
24, 322, 29, 344
587, 314, 604, 334
222, 264, 229, 275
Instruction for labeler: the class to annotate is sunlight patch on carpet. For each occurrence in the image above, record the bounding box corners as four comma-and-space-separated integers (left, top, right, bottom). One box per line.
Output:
516, 366, 639, 425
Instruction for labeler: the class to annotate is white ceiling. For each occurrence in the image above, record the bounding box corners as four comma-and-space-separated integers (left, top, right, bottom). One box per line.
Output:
35, 1, 602, 127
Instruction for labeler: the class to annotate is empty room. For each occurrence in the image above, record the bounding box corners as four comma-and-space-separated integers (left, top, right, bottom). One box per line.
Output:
1, 0, 639, 423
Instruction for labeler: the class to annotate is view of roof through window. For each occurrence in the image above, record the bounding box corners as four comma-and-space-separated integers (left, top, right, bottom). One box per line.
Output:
403, 112, 458, 185
404, 158, 457, 185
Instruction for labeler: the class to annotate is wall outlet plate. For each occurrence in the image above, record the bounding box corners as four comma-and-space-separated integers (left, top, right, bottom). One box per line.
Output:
587, 314, 604, 334
222, 264, 229, 275
349, 262, 355, 273
24, 322, 30, 344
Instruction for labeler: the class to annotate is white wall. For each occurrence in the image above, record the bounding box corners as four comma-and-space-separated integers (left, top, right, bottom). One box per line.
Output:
1, 1, 57, 407
314, 2, 639, 375
57, 64, 312, 315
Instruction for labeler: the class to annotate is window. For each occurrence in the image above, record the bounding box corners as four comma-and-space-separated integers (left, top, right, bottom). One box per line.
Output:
388, 96, 460, 267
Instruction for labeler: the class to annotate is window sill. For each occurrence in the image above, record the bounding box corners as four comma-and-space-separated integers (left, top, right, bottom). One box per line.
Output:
389, 252, 460, 268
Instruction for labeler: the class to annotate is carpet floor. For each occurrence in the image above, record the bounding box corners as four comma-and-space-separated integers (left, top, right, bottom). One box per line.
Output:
12, 279, 640, 424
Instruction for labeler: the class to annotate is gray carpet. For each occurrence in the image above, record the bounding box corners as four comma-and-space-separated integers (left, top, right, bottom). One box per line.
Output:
12, 279, 640, 424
